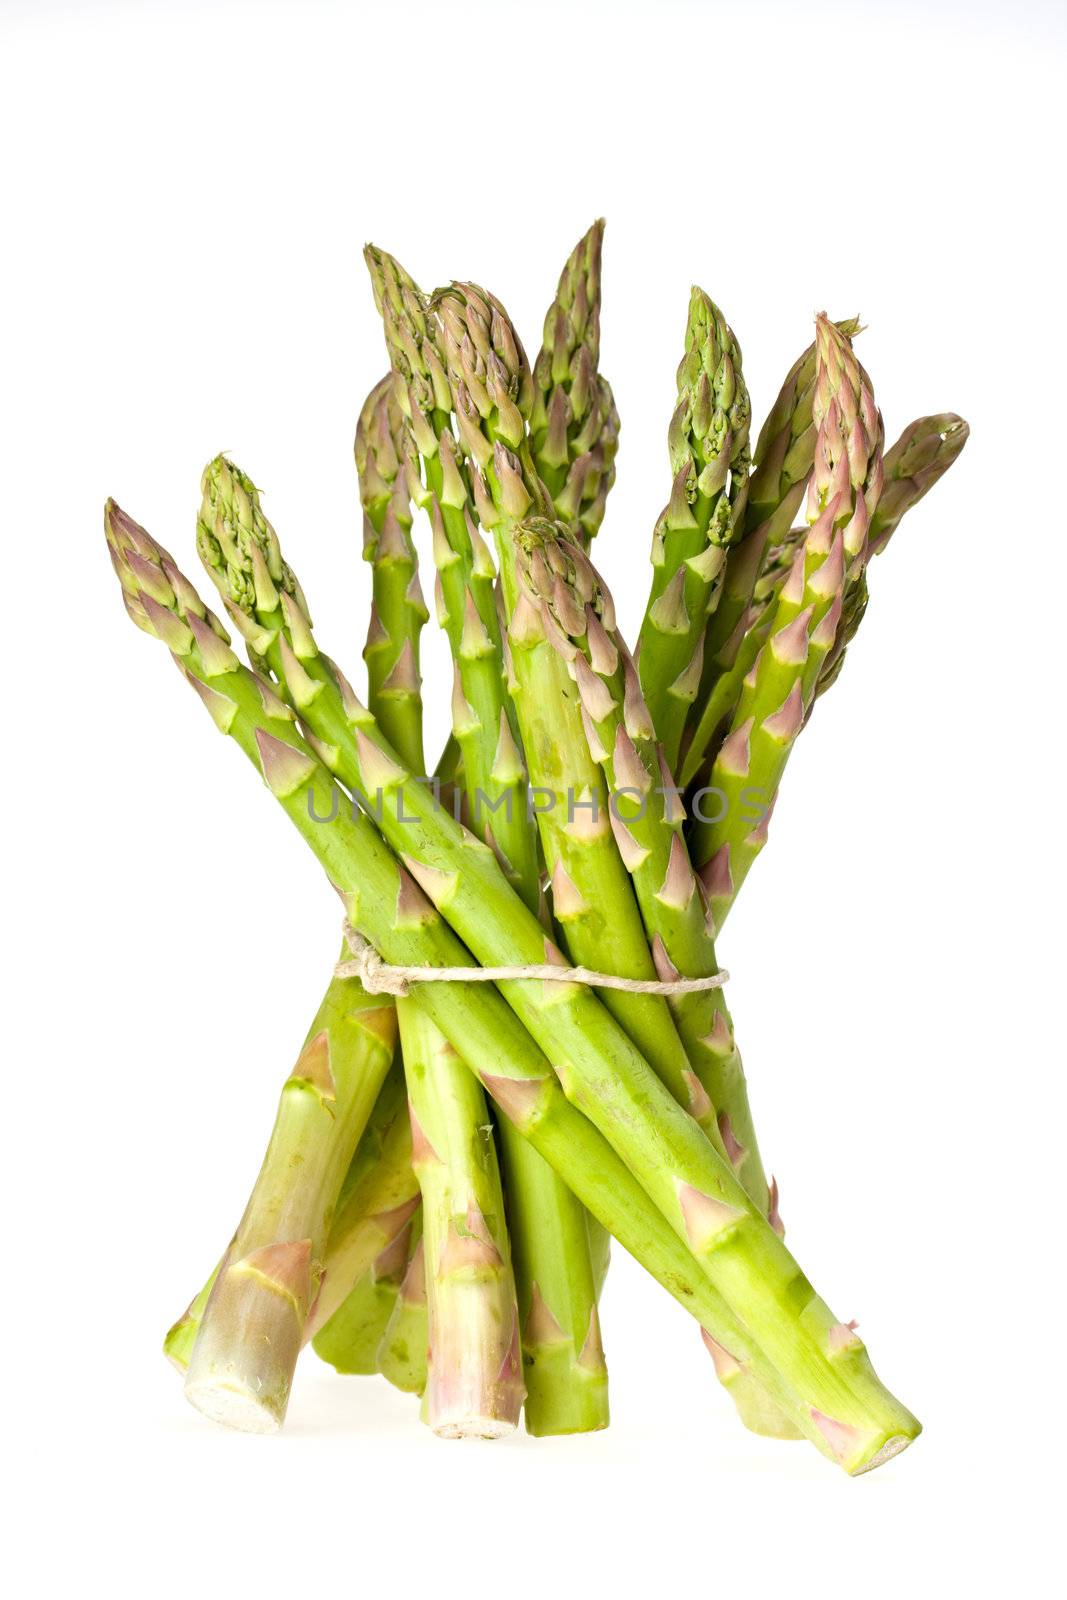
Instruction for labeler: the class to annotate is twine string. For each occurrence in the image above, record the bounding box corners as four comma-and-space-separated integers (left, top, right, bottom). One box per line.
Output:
335, 923, 728, 1000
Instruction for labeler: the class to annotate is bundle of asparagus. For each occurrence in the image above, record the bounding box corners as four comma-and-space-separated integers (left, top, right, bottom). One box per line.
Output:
106, 222, 967, 1473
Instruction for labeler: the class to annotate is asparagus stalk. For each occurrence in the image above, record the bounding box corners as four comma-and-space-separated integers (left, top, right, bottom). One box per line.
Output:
524, 231, 622, 1417
369, 247, 609, 1434
678, 320, 860, 788
356, 375, 428, 770
170, 464, 919, 1465
504, 1158, 609, 1434
530, 220, 620, 549
357, 380, 522, 1436
403, 1003, 523, 1434
359, 369, 523, 1406
107, 500, 920, 1470
176, 949, 397, 1429
636, 290, 752, 774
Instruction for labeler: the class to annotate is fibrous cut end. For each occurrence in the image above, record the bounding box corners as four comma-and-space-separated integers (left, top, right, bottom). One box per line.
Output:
184, 1380, 284, 1435
850, 1433, 914, 1475
432, 1413, 518, 1441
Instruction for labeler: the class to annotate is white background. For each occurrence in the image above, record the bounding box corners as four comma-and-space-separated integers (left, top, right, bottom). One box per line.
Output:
2, 0, 1063, 1593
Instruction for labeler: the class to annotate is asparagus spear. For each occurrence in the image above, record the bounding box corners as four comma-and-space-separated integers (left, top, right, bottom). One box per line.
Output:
181, 463, 919, 1466
107, 500, 919, 1470
677, 321, 860, 788
511, 233, 621, 1427
530, 220, 620, 549
403, 1004, 523, 1434
177, 945, 397, 1430
369, 248, 609, 1434
356, 387, 522, 1436
636, 290, 752, 773
356, 375, 428, 770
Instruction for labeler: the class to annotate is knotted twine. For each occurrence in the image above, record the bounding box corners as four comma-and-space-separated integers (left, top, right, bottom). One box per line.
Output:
335, 923, 728, 1000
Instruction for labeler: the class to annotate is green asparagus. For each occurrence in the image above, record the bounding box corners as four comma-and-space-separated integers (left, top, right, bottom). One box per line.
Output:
530, 220, 620, 549
356, 374, 428, 770
403, 1004, 523, 1434
103, 221, 969, 1476
637, 290, 752, 774
357, 373, 523, 1435
108, 496, 920, 1472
